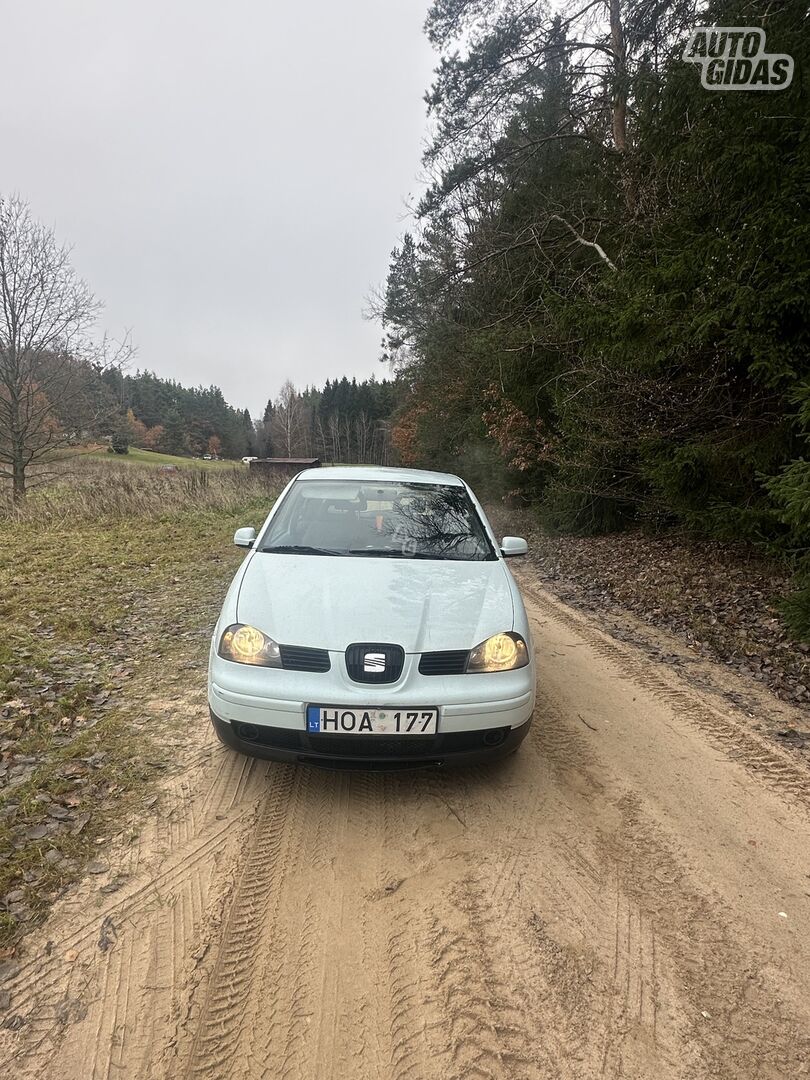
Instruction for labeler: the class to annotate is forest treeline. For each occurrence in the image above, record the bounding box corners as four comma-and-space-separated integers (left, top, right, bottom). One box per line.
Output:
378, 0, 810, 635
258, 377, 398, 464
47, 364, 399, 464
30, 363, 260, 460
104, 368, 255, 458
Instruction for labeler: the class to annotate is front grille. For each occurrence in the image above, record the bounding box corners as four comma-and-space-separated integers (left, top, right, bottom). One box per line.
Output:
279, 644, 331, 672
419, 650, 469, 675
345, 643, 405, 684
308, 735, 436, 757
235, 724, 511, 758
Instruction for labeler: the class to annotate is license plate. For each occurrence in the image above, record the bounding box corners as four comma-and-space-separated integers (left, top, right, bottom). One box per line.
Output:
306, 705, 438, 736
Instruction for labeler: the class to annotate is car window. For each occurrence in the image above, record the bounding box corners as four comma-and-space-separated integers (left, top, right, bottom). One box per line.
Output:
260, 480, 495, 561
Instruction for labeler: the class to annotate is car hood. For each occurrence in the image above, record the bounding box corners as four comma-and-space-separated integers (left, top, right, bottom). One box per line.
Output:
236, 554, 515, 653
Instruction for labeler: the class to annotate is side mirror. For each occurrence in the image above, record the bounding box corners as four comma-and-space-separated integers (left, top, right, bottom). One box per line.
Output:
234, 527, 257, 548
500, 536, 528, 558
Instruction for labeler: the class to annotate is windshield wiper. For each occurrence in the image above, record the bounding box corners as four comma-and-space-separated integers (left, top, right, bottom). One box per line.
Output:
346, 549, 450, 560
262, 545, 345, 556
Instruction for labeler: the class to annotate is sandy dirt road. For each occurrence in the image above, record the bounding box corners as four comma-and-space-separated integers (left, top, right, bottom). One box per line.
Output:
2, 568, 809, 1080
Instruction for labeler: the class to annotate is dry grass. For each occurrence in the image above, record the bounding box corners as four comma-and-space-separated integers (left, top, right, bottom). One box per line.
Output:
0, 468, 280, 946
1, 459, 274, 525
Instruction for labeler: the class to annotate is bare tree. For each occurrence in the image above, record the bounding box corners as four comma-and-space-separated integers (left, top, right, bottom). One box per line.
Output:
327, 410, 342, 462
314, 413, 327, 461
354, 410, 372, 464
341, 412, 353, 463
272, 379, 303, 457
0, 195, 126, 499
298, 399, 313, 456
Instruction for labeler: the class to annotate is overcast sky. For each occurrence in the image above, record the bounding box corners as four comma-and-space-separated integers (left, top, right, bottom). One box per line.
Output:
0, 0, 436, 415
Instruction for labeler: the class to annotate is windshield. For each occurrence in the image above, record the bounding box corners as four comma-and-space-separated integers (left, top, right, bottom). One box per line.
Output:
260, 479, 495, 561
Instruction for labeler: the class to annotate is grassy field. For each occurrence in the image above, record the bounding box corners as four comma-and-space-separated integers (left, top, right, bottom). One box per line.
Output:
0, 464, 277, 946
65, 446, 243, 470
3, 458, 262, 525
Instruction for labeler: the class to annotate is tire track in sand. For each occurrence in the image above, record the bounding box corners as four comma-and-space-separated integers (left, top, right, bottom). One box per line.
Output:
519, 577, 810, 811
0, 748, 271, 1080
178, 765, 299, 1078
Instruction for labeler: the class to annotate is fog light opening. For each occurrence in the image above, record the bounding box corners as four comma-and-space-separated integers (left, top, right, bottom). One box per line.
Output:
236, 722, 260, 742
483, 728, 508, 747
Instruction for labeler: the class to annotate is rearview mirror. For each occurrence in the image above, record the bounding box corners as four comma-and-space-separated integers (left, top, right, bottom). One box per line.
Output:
500, 536, 528, 558
234, 527, 257, 548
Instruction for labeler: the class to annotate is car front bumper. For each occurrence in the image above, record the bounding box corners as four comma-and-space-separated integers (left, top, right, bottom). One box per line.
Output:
208, 651, 535, 768
209, 709, 532, 768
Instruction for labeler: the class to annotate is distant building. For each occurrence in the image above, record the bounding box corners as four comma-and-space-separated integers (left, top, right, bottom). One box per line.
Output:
249, 457, 321, 480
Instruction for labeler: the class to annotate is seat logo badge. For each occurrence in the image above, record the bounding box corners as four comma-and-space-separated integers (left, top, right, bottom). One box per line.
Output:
364, 652, 386, 673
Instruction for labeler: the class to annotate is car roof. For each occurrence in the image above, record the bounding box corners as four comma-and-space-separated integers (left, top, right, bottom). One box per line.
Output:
295, 465, 465, 487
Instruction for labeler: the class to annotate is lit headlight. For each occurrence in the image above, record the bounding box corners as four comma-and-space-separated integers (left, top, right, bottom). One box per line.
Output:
217, 624, 282, 667
467, 632, 529, 673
